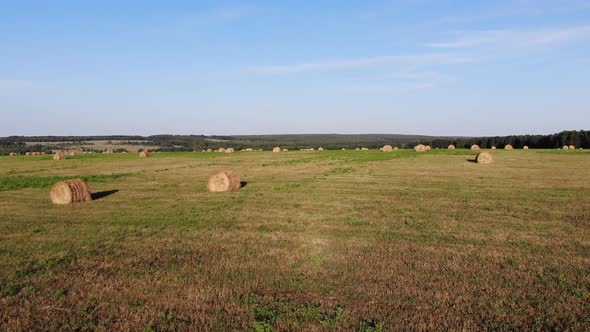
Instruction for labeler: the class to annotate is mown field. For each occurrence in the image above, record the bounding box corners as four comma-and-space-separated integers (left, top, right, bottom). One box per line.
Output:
0, 149, 589, 331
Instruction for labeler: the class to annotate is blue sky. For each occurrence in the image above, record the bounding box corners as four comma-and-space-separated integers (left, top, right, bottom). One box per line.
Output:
1, 0, 589, 136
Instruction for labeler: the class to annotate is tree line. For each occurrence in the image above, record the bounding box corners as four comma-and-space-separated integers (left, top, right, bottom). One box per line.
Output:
1, 130, 588, 154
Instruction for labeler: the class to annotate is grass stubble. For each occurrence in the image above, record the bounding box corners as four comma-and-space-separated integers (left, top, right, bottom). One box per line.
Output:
0, 149, 589, 331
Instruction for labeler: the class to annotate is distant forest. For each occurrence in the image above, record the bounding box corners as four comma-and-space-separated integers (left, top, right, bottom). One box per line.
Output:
0, 130, 588, 154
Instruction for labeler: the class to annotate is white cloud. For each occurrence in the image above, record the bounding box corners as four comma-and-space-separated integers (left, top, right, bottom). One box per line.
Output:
429, 25, 590, 49
246, 53, 471, 74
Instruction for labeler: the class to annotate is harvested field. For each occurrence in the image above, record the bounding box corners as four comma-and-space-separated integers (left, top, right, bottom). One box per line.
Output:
0, 149, 589, 331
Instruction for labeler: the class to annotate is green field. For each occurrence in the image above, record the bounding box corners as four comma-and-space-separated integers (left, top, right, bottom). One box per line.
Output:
1, 149, 589, 331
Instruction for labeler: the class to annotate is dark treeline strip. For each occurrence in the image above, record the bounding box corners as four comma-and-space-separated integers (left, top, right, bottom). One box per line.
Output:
1, 135, 145, 143
426, 130, 589, 149
0, 131, 588, 154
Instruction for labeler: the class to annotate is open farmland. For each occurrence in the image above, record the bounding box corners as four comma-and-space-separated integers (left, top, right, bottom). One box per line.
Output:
24, 140, 158, 153
0, 149, 589, 331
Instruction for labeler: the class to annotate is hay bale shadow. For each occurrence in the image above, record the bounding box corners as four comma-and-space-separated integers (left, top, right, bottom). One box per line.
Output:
466, 158, 477, 163
91, 189, 119, 200
240, 181, 248, 188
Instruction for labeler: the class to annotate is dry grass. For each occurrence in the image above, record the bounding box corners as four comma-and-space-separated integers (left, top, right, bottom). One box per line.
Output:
0, 150, 589, 330
49, 179, 92, 204
475, 151, 494, 164
414, 144, 426, 152
207, 171, 241, 192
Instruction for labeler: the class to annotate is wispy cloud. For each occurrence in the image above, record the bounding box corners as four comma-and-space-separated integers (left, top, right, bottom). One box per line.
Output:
429, 25, 590, 49
439, 0, 590, 23
246, 53, 471, 74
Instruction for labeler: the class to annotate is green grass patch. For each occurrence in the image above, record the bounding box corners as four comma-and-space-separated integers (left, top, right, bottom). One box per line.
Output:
0, 173, 132, 191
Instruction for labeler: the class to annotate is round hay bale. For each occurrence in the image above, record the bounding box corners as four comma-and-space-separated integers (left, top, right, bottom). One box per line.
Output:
207, 171, 241, 192
225, 148, 235, 153
569, 145, 575, 150
9, 152, 16, 156
471, 144, 480, 151
139, 150, 150, 158
341, 148, 346, 150
426, 145, 432, 150
562, 145, 569, 150
49, 179, 92, 205
394, 147, 399, 150
415, 144, 426, 152
25, 152, 31, 156
207, 149, 213, 152
355, 148, 360, 151
217, 148, 226, 153
361, 147, 368, 151
448, 145, 455, 149
504, 144, 513, 150
53, 152, 65, 160
382, 145, 393, 152
245, 148, 253, 152
523, 146, 529, 150
491, 146, 497, 150
318, 147, 324, 151
272, 147, 281, 153
475, 151, 493, 164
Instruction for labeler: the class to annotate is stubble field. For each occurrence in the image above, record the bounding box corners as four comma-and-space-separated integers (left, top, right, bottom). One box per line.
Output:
0, 149, 589, 331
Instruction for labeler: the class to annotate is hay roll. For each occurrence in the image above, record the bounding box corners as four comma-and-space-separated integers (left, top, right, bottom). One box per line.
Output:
448, 145, 455, 149
470, 144, 480, 151
361, 147, 368, 150
569, 145, 575, 150
491, 146, 497, 150
475, 152, 493, 164
318, 147, 324, 151
50, 179, 92, 205
426, 145, 432, 150
415, 144, 426, 152
504, 144, 513, 150
523, 146, 529, 150
272, 147, 281, 153
225, 148, 235, 153
53, 152, 65, 160
382, 145, 393, 152
208, 171, 241, 192
139, 151, 150, 158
